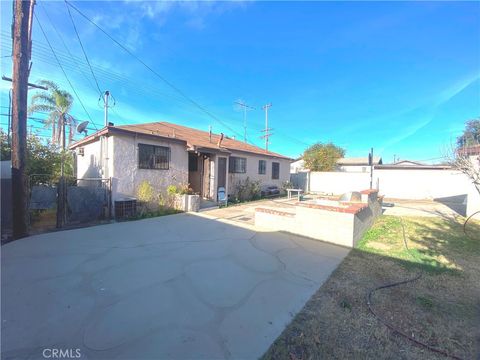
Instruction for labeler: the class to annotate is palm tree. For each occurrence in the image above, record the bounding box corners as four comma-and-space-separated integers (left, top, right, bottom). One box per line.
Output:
28, 80, 78, 147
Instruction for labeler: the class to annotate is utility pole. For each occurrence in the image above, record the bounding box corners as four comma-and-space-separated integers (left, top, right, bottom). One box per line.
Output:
234, 100, 255, 143
11, 0, 35, 239
104, 90, 110, 126
261, 103, 273, 152
369, 147, 374, 189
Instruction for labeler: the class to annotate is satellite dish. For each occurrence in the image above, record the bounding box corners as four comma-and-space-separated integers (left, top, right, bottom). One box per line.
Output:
76, 121, 89, 136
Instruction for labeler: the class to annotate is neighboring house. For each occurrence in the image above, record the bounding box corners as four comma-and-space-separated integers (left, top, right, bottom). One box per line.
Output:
290, 158, 306, 173
375, 160, 451, 170
336, 156, 382, 172
69, 122, 292, 204
290, 156, 382, 173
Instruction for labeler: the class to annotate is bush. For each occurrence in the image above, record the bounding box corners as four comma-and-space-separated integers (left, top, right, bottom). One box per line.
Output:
137, 181, 157, 215
282, 180, 293, 192
233, 177, 261, 202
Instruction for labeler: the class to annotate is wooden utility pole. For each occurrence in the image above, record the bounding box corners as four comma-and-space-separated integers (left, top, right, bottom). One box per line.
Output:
11, 0, 35, 239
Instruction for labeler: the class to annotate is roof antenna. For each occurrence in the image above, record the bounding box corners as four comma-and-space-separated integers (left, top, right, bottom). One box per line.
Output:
209, 125, 212, 143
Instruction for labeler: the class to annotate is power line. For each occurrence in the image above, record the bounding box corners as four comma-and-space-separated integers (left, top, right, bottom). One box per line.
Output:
38, 2, 98, 95
4, 32, 309, 150
34, 12, 99, 131
64, 0, 249, 143
63, 0, 103, 96
3, 34, 265, 137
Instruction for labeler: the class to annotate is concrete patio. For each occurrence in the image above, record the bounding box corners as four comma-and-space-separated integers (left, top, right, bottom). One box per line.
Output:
1, 212, 349, 359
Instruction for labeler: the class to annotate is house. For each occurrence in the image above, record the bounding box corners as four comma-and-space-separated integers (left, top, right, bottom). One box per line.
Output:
69, 122, 292, 205
336, 156, 382, 172
375, 160, 451, 170
290, 156, 383, 173
290, 158, 306, 173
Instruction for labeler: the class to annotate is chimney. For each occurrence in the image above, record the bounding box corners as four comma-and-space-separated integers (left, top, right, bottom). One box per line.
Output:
217, 132, 224, 147
209, 125, 212, 143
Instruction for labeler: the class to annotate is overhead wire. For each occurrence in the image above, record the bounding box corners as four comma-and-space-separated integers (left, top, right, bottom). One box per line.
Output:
2, 31, 307, 151
63, 0, 103, 96
33, 12, 99, 131
38, 3, 98, 95
64, 0, 254, 144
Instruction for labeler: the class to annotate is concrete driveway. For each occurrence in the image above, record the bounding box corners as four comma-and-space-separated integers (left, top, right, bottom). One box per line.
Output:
1, 213, 348, 359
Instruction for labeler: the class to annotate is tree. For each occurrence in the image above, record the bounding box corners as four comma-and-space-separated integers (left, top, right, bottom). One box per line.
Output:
0, 129, 73, 183
446, 120, 480, 199
28, 80, 77, 146
303, 142, 345, 171
0, 130, 11, 160
457, 118, 480, 148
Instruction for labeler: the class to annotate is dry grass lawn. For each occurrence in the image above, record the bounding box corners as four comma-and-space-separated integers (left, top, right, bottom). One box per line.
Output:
262, 215, 480, 360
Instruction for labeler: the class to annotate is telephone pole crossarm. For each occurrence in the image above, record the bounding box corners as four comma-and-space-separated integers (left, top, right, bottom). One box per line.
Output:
2, 75, 48, 90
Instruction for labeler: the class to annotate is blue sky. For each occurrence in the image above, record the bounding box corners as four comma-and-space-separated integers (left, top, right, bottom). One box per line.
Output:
1, 1, 479, 163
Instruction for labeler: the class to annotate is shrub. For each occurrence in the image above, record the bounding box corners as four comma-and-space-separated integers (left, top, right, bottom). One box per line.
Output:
137, 180, 156, 214
282, 180, 293, 192
233, 177, 261, 202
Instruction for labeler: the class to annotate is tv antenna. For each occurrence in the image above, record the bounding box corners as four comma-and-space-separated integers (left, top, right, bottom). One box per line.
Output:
234, 99, 255, 143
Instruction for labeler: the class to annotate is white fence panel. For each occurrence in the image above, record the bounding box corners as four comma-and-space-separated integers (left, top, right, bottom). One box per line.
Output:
309, 172, 370, 194
373, 169, 470, 200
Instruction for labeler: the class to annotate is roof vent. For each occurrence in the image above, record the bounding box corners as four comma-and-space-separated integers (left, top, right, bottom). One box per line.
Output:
217, 133, 224, 147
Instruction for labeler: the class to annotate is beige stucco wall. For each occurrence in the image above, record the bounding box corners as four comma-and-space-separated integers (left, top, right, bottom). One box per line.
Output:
75, 137, 114, 180
227, 152, 291, 196
75, 136, 291, 203
110, 134, 188, 202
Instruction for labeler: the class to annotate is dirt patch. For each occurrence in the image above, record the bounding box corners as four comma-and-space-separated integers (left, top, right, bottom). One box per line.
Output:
262, 216, 480, 360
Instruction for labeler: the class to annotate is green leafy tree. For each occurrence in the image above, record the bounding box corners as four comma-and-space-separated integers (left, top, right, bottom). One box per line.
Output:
1, 130, 10, 160
303, 142, 346, 171
28, 80, 78, 146
457, 118, 480, 148
0, 130, 73, 183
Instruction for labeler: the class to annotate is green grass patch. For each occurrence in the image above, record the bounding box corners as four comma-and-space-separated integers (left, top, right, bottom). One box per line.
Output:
357, 215, 480, 274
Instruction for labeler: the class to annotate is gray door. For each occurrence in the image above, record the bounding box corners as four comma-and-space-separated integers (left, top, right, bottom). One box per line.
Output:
218, 157, 227, 189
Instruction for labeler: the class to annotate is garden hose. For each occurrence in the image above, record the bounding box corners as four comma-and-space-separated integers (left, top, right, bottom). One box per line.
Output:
463, 210, 480, 240
366, 219, 465, 360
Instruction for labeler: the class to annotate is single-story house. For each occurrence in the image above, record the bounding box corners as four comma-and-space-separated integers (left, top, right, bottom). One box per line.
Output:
336, 156, 382, 172
374, 160, 451, 170
69, 122, 292, 204
290, 156, 383, 173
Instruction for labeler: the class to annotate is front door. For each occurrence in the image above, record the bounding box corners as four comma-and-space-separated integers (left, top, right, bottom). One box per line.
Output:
218, 157, 227, 189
